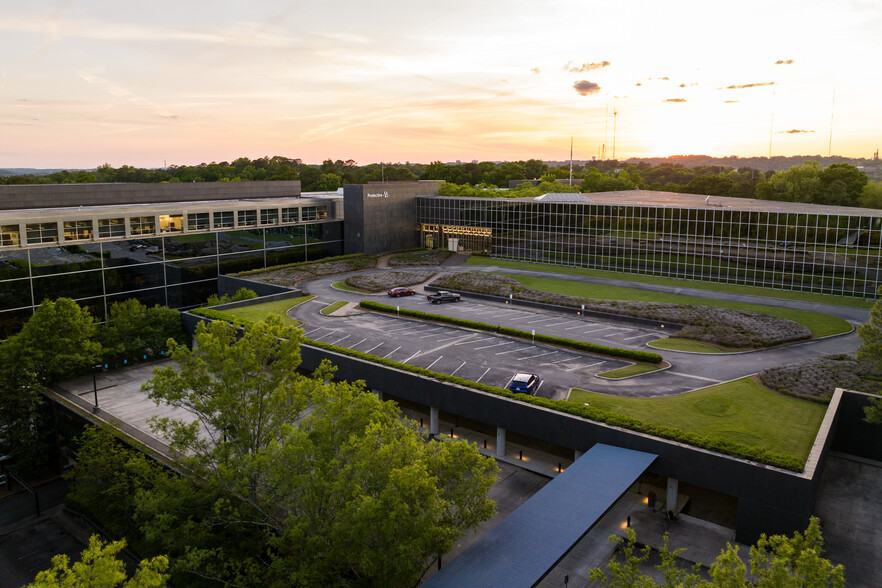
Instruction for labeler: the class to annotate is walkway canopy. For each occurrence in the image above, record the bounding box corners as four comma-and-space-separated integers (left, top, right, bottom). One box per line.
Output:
423, 443, 657, 588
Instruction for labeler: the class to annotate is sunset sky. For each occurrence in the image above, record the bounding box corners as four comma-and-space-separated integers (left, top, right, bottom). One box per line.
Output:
2, 0, 881, 169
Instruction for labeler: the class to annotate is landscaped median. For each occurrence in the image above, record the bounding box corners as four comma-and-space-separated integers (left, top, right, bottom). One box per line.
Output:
186, 306, 811, 472
358, 300, 663, 365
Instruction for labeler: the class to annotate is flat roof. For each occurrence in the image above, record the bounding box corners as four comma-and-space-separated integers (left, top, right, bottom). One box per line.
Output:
427, 189, 882, 217
423, 444, 657, 588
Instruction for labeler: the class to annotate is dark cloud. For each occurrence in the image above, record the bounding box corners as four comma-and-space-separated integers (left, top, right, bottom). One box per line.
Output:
635, 82, 642, 87
779, 129, 814, 134
774, 59, 794, 65
530, 67, 541, 74
613, 95, 628, 99
723, 100, 739, 103
679, 83, 686, 88
573, 80, 601, 96
659, 76, 670, 81
564, 60, 611, 73
664, 98, 687, 103
722, 82, 776, 89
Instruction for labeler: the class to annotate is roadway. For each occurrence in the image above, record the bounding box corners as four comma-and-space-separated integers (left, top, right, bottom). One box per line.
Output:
288, 263, 867, 398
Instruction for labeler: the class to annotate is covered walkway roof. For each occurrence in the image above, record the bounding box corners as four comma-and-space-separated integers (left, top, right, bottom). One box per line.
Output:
424, 443, 658, 587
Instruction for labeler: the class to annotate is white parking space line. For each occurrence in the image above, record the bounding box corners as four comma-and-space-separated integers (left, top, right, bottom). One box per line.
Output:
438, 333, 475, 343
582, 326, 613, 334
476, 367, 491, 382
349, 338, 368, 349
385, 326, 422, 334
623, 333, 656, 341
495, 346, 533, 355
365, 342, 384, 353
544, 321, 574, 327
402, 350, 421, 363
518, 350, 558, 360
474, 341, 513, 350
564, 324, 594, 331
330, 334, 350, 345
575, 361, 605, 370
303, 327, 322, 336
426, 356, 443, 370
311, 331, 335, 341
603, 331, 632, 338
668, 372, 722, 383
549, 356, 579, 364
490, 311, 520, 318
525, 317, 558, 324
451, 361, 466, 375
418, 328, 447, 338
455, 337, 495, 346
382, 346, 402, 359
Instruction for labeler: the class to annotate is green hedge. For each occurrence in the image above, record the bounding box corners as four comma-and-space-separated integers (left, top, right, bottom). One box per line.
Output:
185, 310, 804, 471
359, 300, 663, 364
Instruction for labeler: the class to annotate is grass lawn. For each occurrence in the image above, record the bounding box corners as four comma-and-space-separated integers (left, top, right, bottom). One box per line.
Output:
222, 296, 313, 327
568, 377, 826, 462
465, 257, 873, 309
500, 273, 852, 338
320, 301, 348, 315
648, 339, 730, 353
332, 280, 371, 293
596, 363, 662, 378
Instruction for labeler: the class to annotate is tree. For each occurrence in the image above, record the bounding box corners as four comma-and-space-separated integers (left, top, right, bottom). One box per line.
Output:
857, 294, 882, 424
27, 535, 168, 588
819, 163, 868, 206
756, 162, 822, 203
6, 298, 101, 383
100, 299, 186, 366
590, 517, 844, 587
142, 316, 499, 586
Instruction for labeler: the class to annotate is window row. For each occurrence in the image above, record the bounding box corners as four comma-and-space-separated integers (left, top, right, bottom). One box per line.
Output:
2, 205, 331, 246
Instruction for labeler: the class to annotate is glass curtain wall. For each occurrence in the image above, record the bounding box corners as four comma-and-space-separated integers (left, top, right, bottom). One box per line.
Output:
417, 197, 882, 298
0, 221, 344, 338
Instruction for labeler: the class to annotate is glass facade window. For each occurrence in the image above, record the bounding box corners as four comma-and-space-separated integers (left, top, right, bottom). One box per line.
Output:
302, 206, 317, 221
159, 214, 183, 232
282, 207, 298, 223
187, 213, 210, 231
98, 218, 125, 238
63, 219, 93, 241
316, 205, 328, 220
213, 211, 234, 228
260, 208, 279, 225
1, 225, 20, 246
416, 196, 882, 298
238, 210, 257, 226
130, 216, 156, 235
26, 222, 58, 244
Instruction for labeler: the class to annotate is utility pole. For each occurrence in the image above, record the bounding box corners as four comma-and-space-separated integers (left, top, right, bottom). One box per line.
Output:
569, 137, 574, 186
612, 109, 618, 160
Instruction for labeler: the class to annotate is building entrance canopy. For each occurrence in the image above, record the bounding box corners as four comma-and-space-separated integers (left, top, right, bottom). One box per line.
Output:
423, 443, 658, 587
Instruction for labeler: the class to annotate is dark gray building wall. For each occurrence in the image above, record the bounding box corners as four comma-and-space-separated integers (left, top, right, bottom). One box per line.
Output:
831, 390, 882, 461
217, 275, 299, 298
343, 182, 438, 254
0, 181, 301, 210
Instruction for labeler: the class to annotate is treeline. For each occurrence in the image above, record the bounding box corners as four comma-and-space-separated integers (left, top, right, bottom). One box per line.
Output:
3, 155, 880, 208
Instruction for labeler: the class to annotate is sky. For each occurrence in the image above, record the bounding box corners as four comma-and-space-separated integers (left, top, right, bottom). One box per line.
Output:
2, 0, 881, 169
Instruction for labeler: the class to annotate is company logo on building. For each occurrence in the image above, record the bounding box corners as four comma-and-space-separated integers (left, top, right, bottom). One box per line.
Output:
366, 191, 389, 199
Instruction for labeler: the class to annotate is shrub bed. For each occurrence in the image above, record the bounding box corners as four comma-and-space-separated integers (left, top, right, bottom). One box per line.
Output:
345, 271, 436, 292
233, 253, 378, 286
388, 249, 453, 266
359, 300, 662, 364
187, 310, 805, 471
759, 354, 882, 402
431, 272, 812, 348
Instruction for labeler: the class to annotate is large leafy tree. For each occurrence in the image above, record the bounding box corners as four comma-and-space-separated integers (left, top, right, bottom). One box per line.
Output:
0, 298, 101, 468
591, 517, 843, 587
142, 316, 498, 586
99, 299, 186, 366
27, 535, 168, 588
857, 296, 882, 424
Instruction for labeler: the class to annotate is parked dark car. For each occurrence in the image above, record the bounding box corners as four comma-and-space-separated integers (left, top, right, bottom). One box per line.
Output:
388, 287, 416, 297
506, 373, 540, 395
426, 291, 460, 304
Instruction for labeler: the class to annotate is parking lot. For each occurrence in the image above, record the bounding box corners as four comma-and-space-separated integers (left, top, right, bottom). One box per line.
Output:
296, 296, 646, 399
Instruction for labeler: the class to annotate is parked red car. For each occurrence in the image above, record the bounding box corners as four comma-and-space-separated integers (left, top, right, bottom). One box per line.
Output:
388, 287, 416, 297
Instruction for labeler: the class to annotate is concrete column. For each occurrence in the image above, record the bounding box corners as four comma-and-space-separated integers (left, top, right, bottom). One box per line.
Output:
374, 389, 383, 402
496, 427, 506, 458
429, 406, 439, 437
666, 477, 679, 515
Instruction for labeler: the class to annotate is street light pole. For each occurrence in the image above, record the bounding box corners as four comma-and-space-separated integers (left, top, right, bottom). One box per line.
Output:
91, 364, 102, 412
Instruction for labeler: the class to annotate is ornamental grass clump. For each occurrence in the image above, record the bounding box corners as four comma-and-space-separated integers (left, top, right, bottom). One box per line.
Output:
344, 270, 436, 292
759, 354, 882, 402
430, 271, 812, 348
